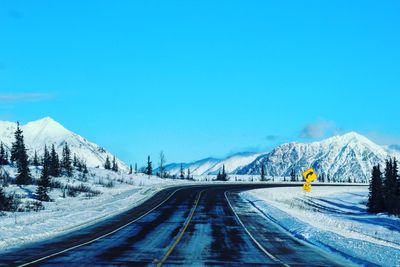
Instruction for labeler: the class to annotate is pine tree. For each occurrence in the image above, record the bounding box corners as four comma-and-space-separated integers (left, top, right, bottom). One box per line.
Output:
367, 165, 385, 213
391, 158, 400, 214
36, 147, 52, 201
32, 150, 40, 167
383, 159, 394, 213
76, 159, 82, 172
146, 156, 152, 176
73, 154, 78, 167
11, 123, 31, 185
321, 173, 326, 183
49, 144, 60, 177
217, 165, 227, 181
382, 158, 399, 214
290, 168, 296, 182
104, 155, 111, 170
186, 168, 191, 180
134, 163, 138, 174
36, 146, 52, 202
180, 164, 185, 179
83, 163, 88, 174
129, 164, 133, 174
0, 187, 13, 211
223, 165, 228, 181
260, 163, 266, 181
0, 142, 8, 165
61, 143, 73, 177
111, 156, 119, 172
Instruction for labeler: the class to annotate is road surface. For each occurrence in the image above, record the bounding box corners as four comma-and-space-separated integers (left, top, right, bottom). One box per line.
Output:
0, 184, 352, 266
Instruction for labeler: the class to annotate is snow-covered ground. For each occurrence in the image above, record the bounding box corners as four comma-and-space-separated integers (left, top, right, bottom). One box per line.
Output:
242, 186, 400, 266
0, 167, 190, 252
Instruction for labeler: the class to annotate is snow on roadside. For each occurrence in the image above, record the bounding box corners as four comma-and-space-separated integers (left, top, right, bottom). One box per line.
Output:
242, 186, 400, 266
0, 167, 190, 252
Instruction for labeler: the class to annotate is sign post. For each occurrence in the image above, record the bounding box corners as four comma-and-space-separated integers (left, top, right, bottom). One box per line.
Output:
302, 168, 318, 193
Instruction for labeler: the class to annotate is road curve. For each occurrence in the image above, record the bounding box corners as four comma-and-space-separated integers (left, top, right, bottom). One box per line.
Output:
0, 184, 354, 266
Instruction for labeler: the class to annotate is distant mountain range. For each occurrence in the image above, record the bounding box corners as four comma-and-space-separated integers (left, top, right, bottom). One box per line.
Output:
1, 117, 398, 182
164, 132, 399, 182
0, 117, 128, 171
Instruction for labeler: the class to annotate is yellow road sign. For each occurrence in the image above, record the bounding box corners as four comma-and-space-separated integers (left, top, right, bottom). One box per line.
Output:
303, 168, 318, 183
303, 183, 312, 193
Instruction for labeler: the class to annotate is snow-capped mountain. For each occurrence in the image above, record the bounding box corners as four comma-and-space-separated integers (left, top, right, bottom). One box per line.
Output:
0, 117, 128, 171
239, 132, 398, 182
165, 132, 399, 182
163, 152, 262, 176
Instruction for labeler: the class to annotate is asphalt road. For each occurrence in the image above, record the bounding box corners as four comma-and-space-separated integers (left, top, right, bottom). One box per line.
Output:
0, 184, 352, 266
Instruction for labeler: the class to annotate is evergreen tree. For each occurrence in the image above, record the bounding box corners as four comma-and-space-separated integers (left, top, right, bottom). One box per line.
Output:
11, 123, 31, 185
134, 163, 138, 174
49, 144, 60, 177
73, 154, 78, 167
290, 168, 296, 182
61, 143, 73, 177
186, 168, 191, 180
129, 164, 133, 174
111, 156, 119, 172
104, 155, 111, 170
321, 173, 326, 183
32, 150, 40, 167
36, 146, 51, 201
180, 164, 185, 179
0, 142, 8, 165
0, 187, 14, 211
367, 165, 385, 213
394, 159, 400, 214
382, 159, 397, 214
83, 163, 88, 174
260, 163, 266, 181
217, 165, 228, 181
0, 187, 8, 210
146, 156, 152, 176
76, 159, 83, 172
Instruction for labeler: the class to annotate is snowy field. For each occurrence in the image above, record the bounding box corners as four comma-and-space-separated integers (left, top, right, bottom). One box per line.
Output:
0, 167, 190, 252
242, 186, 400, 266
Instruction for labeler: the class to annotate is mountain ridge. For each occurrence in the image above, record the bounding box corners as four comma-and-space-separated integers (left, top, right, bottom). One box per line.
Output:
164, 132, 399, 182
0, 117, 128, 172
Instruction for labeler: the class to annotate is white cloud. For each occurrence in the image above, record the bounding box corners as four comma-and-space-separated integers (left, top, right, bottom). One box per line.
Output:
0, 93, 52, 103
299, 120, 337, 139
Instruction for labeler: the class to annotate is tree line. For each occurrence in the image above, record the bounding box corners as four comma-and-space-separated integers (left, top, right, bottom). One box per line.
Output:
367, 158, 400, 215
137, 154, 194, 180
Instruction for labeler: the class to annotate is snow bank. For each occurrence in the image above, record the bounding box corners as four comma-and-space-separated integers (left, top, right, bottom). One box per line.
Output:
242, 186, 400, 266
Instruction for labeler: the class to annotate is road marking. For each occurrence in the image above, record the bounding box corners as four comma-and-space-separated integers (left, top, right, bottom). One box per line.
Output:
156, 190, 203, 267
224, 191, 290, 267
17, 187, 191, 267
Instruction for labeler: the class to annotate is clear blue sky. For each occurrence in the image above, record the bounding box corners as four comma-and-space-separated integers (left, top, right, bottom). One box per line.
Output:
1, 1, 400, 165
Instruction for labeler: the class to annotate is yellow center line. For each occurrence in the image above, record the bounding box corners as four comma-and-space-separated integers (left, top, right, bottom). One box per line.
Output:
155, 190, 203, 267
